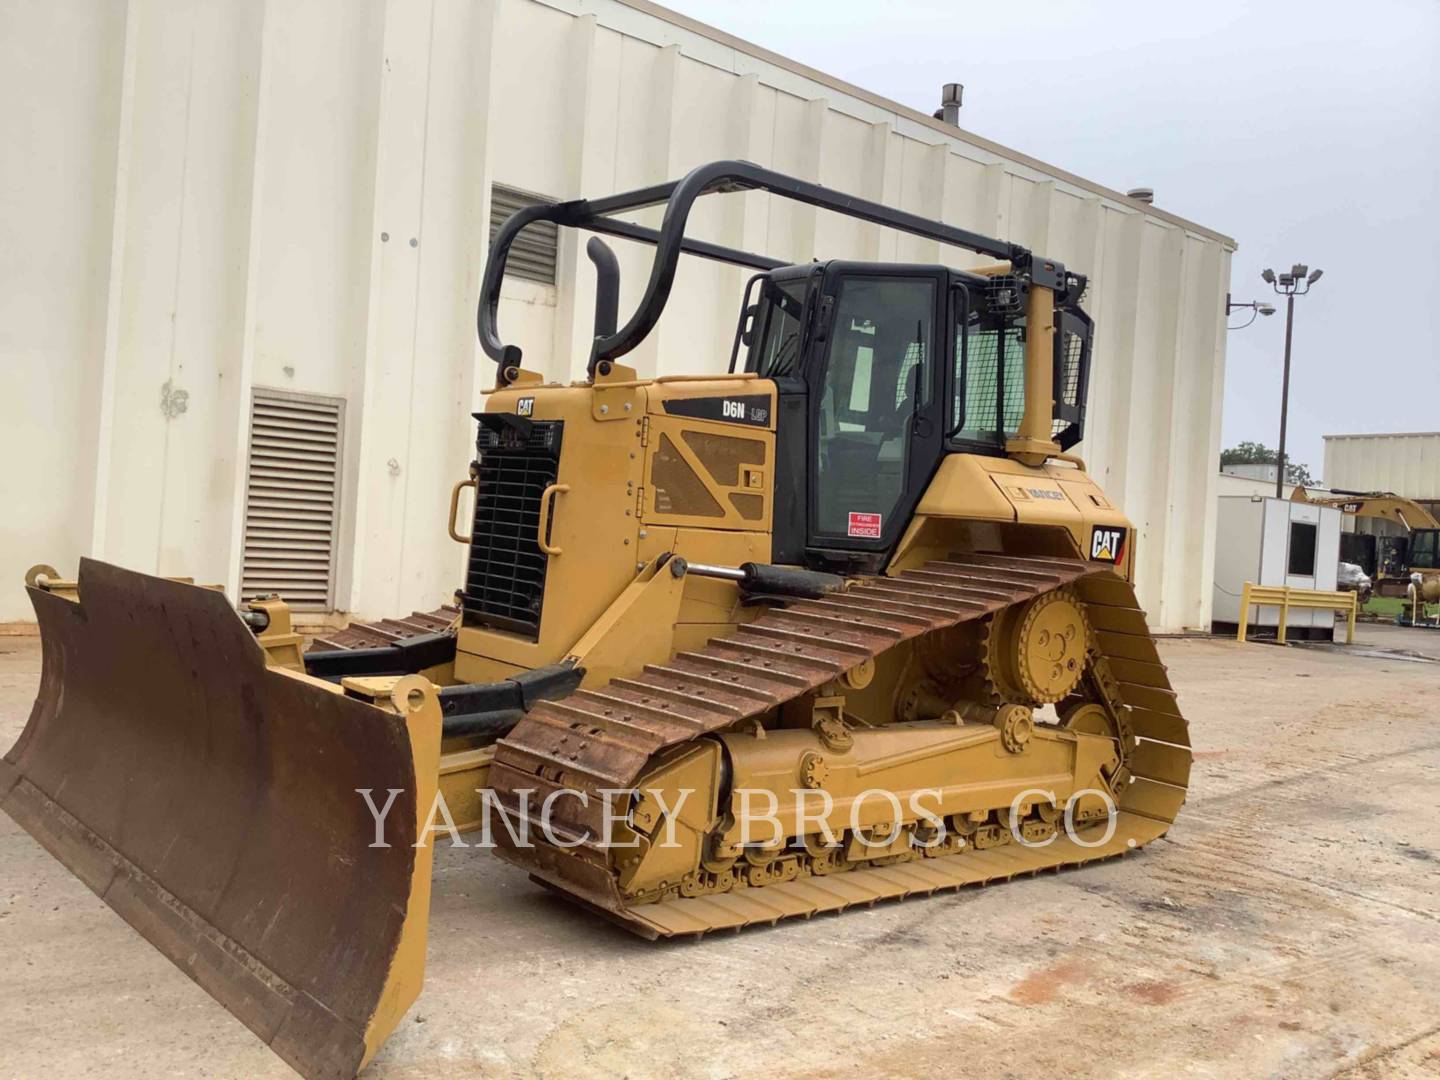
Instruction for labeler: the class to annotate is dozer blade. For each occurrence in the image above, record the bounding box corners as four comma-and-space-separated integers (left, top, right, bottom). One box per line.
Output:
0, 559, 442, 1080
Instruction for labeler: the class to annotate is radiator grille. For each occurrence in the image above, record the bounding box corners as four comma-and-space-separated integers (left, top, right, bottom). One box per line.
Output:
463, 420, 563, 638
240, 389, 343, 611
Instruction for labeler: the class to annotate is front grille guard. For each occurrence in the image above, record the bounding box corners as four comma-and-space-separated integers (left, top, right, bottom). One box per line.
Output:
462, 418, 563, 639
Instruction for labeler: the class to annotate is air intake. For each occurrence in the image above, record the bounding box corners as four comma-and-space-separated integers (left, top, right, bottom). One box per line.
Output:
462, 419, 563, 638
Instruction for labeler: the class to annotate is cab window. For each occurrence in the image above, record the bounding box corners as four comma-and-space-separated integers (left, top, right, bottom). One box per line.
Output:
751, 278, 808, 377
1412, 530, 1439, 569
952, 313, 1025, 448
813, 276, 934, 538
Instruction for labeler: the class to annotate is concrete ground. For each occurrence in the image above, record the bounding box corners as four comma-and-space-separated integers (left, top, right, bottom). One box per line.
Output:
2, 624, 1439, 1079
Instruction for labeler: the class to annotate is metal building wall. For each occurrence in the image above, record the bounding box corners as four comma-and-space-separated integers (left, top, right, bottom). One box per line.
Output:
0, 0, 1235, 631
1323, 433, 1440, 501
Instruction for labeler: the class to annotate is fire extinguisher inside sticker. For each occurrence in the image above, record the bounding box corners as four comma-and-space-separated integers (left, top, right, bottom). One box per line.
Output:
848, 512, 882, 539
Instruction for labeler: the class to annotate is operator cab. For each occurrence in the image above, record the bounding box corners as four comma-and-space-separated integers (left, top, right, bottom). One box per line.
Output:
478, 161, 1093, 574
737, 260, 1091, 571
1410, 530, 1439, 571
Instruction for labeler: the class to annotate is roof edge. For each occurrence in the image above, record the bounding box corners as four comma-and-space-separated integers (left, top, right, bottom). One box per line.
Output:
1324, 431, 1440, 441
615, 0, 1238, 249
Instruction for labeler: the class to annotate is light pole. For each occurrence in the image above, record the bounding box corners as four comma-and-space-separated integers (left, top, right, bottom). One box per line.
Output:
1262, 264, 1323, 497
1224, 294, 1276, 330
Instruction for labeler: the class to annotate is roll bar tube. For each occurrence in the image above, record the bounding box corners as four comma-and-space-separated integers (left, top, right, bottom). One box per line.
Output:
477, 159, 1031, 385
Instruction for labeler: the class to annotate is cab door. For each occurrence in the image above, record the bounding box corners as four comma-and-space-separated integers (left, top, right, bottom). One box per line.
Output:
805, 267, 947, 567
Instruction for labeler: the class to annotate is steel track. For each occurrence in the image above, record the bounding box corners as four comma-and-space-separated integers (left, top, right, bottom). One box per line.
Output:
488, 554, 1192, 936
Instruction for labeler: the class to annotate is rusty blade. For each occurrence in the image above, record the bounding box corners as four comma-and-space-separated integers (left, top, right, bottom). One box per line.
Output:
0, 559, 440, 1080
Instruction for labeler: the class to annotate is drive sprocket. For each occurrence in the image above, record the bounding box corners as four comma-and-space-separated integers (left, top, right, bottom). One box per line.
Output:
980, 587, 1090, 705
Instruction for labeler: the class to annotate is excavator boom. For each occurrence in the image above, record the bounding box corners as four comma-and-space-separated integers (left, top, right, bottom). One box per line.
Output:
1292, 485, 1440, 530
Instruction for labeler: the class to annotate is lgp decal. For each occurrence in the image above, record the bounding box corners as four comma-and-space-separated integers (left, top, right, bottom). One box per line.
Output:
516, 397, 534, 417
1090, 525, 1127, 564
848, 511, 882, 539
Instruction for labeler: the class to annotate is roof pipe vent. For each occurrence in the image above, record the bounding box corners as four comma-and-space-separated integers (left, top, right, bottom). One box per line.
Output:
1126, 187, 1155, 206
933, 83, 963, 125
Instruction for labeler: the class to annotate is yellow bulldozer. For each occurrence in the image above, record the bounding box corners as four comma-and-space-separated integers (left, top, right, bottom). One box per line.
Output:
2, 161, 1189, 1079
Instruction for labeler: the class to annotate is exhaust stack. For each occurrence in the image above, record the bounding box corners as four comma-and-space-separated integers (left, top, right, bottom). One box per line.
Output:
1005, 282, 1061, 467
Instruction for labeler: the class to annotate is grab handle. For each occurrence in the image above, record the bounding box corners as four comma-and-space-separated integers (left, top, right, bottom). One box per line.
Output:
536, 483, 570, 556
448, 478, 476, 544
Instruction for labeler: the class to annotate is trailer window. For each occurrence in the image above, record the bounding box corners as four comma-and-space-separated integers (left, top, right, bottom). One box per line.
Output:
1288, 521, 1318, 576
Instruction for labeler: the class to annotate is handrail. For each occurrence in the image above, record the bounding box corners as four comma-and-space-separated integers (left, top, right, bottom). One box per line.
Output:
477, 159, 1031, 386
1237, 582, 1357, 645
447, 478, 476, 544
535, 483, 569, 557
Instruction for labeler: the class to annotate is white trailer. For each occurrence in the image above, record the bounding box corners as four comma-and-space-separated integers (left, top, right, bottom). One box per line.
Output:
1213, 496, 1342, 639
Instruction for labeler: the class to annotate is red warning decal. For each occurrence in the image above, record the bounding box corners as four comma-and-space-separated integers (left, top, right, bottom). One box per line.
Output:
847, 511, 882, 539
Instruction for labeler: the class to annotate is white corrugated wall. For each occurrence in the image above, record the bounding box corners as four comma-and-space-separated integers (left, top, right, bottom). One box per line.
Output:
0, 0, 1234, 631
1323, 434, 1440, 501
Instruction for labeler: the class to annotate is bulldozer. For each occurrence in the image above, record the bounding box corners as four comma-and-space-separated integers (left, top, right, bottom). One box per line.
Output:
2, 161, 1189, 1079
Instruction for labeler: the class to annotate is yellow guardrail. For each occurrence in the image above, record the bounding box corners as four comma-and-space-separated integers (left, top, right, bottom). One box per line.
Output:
1237, 583, 1357, 645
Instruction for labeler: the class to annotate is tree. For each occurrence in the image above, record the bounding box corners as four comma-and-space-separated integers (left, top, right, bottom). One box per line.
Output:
1219, 441, 1313, 486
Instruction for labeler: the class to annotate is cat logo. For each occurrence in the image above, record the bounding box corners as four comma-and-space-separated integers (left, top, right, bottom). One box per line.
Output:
1090, 525, 1127, 564
516, 397, 534, 417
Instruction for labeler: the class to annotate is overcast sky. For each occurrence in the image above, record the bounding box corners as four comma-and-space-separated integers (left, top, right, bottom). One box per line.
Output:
662, 0, 1440, 481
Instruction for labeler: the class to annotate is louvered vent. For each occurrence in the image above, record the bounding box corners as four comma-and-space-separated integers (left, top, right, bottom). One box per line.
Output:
489, 184, 558, 285
240, 390, 344, 611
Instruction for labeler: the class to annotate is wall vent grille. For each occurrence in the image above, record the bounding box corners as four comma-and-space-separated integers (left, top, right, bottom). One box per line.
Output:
489, 184, 559, 285
240, 389, 344, 611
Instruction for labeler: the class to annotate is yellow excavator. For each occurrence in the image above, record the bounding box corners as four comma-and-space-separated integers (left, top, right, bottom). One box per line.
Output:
1291, 486, 1440, 606
2, 162, 1189, 1079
